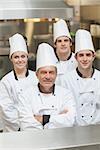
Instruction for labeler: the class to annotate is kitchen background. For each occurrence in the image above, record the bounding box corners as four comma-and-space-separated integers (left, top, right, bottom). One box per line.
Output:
0, 0, 100, 79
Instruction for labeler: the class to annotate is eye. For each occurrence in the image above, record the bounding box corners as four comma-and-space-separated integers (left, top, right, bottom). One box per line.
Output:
64, 39, 69, 42
14, 56, 19, 59
57, 39, 62, 43
78, 54, 84, 57
86, 53, 92, 57
40, 71, 46, 75
21, 55, 26, 58
49, 71, 55, 75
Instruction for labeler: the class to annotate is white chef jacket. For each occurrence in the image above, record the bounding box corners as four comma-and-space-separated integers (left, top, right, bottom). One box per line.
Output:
55, 53, 77, 85
61, 69, 100, 126
18, 85, 76, 130
0, 70, 38, 132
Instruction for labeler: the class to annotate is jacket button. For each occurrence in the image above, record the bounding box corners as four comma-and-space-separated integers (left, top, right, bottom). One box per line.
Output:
81, 104, 83, 106
82, 116, 84, 118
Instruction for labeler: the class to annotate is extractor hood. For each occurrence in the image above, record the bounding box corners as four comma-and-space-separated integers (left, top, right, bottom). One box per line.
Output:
0, 0, 73, 19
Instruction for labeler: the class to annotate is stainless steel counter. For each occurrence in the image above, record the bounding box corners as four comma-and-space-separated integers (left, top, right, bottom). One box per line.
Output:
0, 125, 100, 150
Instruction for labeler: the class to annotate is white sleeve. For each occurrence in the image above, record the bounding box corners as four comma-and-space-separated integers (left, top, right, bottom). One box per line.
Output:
44, 90, 76, 129
0, 81, 19, 131
18, 93, 43, 130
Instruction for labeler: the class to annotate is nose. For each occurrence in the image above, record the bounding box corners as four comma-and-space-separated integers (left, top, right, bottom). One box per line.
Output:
45, 72, 50, 79
18, 57, 22, 61
61, 40, 65, 46
83, 55, 87, 61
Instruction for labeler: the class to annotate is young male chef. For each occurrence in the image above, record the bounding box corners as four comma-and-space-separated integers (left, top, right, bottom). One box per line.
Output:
18, 43, 76, 130
53, 19, 77, 85
61, 29, 100, 126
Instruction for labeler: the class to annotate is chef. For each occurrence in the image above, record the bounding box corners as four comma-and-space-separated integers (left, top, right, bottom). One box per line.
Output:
0, 33, 38, 132
53, 19, 77, 85
18, 43, 76, 130
61, 29, 100, 126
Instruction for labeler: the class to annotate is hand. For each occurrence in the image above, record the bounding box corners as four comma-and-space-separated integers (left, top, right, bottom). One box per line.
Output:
59, 109, 68, 114
34, 115, 43, 123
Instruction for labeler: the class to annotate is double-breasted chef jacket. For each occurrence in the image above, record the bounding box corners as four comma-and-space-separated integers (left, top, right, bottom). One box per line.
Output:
55, 53, 77, 85
0, 70, 38, 132
18, 84, 76, 130
61, 68, 100, 126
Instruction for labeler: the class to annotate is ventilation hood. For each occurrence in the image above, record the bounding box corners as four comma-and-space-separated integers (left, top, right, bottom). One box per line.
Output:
0, 0, 73, 19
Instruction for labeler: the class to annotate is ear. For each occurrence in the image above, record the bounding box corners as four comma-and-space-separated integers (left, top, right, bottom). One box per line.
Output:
93, 52, 96, 60
54, 43, 56, 48
36, 71, 38, 77
70, 41, 72, 47
10, 57, 13, 62
74, 54, 77, 60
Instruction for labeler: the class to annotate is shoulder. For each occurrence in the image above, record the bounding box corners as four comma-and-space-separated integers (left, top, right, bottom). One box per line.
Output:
28, 70, 36, 74
1, 71, 14, 81
94, 69, 100, 74
28, 70, 37, 77
93, 69, 100, 77
28, 70, 38, 83
55, 85, 73, 95
21, 85, 38, 96
64, 69, 77, 80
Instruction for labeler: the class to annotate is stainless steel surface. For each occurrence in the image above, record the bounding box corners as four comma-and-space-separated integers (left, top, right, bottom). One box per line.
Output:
0, 0, 73, 19
0, 125, 100, 149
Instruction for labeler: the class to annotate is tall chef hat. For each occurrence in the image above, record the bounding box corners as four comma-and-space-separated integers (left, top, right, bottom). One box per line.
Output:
36, 43, 57, 70
75, 29, 95, 55
9, 33, 28, 58
53, 19, 72, 43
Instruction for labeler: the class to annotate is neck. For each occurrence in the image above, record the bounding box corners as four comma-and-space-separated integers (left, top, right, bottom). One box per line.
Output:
38, 83, 54, 94
78, 67, 93, 78
58, 51, 71, 61
14, 68, 27, 78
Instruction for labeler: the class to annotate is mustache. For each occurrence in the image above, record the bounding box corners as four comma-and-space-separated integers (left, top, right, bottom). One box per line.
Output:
44, 78, 52, 81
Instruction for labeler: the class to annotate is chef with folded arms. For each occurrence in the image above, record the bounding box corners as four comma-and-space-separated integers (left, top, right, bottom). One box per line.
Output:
61, 29, 100, 126
18, 43, 76, 130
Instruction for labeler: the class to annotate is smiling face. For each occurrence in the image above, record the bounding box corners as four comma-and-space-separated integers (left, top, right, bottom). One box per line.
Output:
75, 50, 95, 70
11, 51, 28, 71
54, 36, 72, 60
36, 66, 57, 93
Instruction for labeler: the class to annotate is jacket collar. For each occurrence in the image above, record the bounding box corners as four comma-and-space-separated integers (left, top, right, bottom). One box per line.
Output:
76, 67, 95, 78
13, 69, 29, 80
38, 83, 55, 95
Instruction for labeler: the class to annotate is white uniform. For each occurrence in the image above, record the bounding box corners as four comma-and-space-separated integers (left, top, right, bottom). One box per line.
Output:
61, 69, 100, 126
18, 85, 76, 130
55, 53, 77, 85
0, 70, 38, 132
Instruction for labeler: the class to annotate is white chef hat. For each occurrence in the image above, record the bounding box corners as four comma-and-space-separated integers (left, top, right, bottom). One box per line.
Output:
75, 29, 95, 55
9, 33, 28, 58
53, 19, 72, 43
36, 43, 57, 70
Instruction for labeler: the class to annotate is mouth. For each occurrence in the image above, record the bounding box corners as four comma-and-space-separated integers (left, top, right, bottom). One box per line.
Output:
43, 80, 52, 84
61, 47, 67, 50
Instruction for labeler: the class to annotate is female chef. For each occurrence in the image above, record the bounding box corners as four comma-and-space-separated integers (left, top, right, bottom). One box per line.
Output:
0, 33, 38, 132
